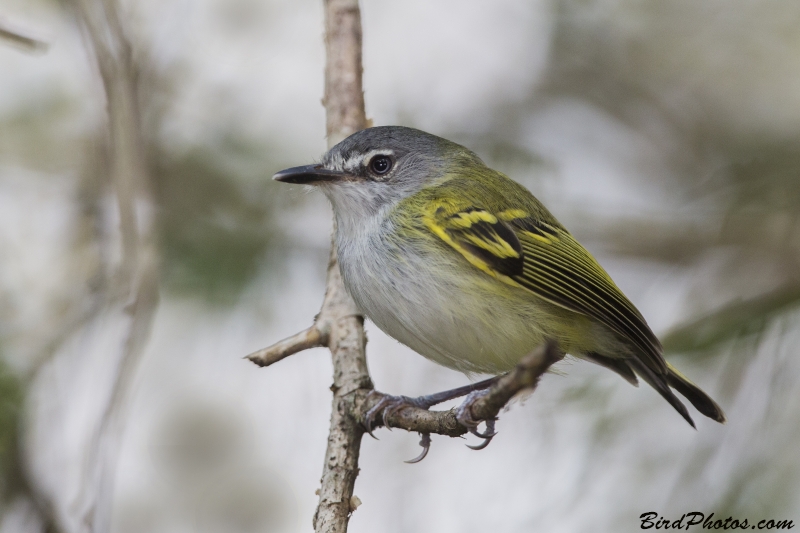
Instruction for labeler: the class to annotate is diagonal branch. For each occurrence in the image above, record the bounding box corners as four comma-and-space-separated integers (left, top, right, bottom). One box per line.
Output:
359, 341, 563, 438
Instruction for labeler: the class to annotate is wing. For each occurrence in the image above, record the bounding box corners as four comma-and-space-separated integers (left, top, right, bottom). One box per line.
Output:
422, 202, 525, 282
422, 200, 667, 374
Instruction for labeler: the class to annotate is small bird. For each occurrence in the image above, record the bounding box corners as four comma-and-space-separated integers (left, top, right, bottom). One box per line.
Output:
274, 126, 726, 429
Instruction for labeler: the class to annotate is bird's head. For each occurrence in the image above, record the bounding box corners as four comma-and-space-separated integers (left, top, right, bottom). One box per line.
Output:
273, 126, 484, 223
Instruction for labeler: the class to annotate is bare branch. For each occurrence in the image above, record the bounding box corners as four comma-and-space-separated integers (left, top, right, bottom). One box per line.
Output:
308, 247, 371, 533
467, 341, 564, 421
312, 0, 371, 531
246, 326, 326, 367
357, 342, 564, 438
322, 0, 367, 146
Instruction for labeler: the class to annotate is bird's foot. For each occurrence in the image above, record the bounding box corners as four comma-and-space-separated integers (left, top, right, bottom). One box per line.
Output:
363, 392, 431, 437
455, 389, 498, 451
363, 376, 500, 462
363, 376, 499, 437
363, 394, 434, 463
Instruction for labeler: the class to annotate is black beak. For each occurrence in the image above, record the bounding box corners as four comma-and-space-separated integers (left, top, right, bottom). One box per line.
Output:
273, 164, 347, 184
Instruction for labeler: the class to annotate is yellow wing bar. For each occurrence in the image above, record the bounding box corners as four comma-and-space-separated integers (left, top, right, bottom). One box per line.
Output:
422, 200, 666, 374
423, 203, 524, 281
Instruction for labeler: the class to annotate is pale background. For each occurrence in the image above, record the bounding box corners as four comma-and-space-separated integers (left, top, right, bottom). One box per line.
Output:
1, 0, 799, 532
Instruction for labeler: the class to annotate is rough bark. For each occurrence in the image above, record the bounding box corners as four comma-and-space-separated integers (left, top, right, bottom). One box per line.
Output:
313, 1, 371, 531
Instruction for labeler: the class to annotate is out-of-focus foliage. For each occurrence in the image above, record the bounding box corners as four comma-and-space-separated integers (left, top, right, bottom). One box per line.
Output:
121, 401, 296, 533
153, 141, 279, 303
0, 357, 22, 503
663, 287, 800, 353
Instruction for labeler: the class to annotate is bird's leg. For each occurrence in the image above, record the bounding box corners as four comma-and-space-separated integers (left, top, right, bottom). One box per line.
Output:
408, 376, 501, 408
364, 376, 499, 436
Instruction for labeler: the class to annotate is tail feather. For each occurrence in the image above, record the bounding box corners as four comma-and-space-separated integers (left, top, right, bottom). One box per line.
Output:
586, 351, 727, 426
666, 362, 727, 424
627, 358, 696, 428
584, 352, 639, 387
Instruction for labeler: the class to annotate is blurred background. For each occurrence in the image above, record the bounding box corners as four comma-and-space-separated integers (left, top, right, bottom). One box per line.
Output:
1, 0, 799, 531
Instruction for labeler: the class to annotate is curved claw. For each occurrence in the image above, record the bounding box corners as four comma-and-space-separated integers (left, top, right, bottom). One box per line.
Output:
454, 390, 487, 429
364, 393, 392, 438
383, 400, 413, 429
455, 391, 499, 451
363, 409, 380, 438
466, 419, 496, 450
405, 433, 432, 464
466, 434, 495, 451
468, 418, 497, 439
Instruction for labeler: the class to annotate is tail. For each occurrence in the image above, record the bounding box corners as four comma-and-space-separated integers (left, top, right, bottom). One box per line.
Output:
665, 362, 727, 424
627, 358, 696, 428
611, 357, 726, 428
586, 353, 727, 426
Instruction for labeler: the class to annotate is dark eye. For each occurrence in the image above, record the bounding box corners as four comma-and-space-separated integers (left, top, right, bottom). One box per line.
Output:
369, 155, 392, 175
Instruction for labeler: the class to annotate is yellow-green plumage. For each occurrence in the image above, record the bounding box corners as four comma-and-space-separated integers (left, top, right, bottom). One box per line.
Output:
277, 125, 726, 427
414, 172, 665, 371
398, 168, 726, 426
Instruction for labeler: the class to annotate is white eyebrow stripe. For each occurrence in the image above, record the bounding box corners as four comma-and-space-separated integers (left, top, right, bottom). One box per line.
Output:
343, 149, 395, 172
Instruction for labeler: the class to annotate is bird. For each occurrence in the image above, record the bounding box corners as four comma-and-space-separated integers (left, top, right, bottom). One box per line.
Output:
273, 125, 726, 433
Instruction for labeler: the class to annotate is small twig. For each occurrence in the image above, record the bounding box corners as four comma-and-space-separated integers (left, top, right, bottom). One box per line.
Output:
0, 17, 49, 53
246, 326, 326, 367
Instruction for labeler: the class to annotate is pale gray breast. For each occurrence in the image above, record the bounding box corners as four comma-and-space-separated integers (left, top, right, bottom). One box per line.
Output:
336, 215, 426, 325
336, 214, 458, 361
334, 213, 549, 374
